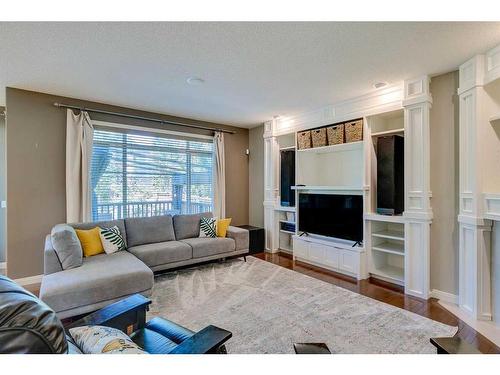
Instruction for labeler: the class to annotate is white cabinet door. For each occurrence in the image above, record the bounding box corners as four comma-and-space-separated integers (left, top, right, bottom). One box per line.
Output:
308, 242, 326, 263
324, 246, 340, 269
293, 238, 308, 258
339, 250, 357, 274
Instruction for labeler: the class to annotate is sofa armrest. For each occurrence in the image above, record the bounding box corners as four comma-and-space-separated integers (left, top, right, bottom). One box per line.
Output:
168, 325, 232, 354
44, 234, 63, 275
66, 294, 152, 334
226, 226, 249, 251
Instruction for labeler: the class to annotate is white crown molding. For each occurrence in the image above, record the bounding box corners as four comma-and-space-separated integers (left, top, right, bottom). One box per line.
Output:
402, 76, 433, 107
13, 274, 43, 286
457, 55, 485, 95
484, 44, 500, 85
272, 82, 404, 136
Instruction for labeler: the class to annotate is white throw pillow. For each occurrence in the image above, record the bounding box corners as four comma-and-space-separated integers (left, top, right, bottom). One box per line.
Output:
199, 217, 217, 238
99, 226, 126, 254
69, 326, 146, 354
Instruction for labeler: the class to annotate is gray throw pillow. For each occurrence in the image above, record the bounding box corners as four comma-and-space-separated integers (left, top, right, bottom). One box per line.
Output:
51, 224, 83, 270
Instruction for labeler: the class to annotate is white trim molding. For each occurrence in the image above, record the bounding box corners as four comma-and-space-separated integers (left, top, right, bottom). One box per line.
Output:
13, 274, 43, 286
402, 75, 432, 300
263, 119, 280, 253
430, 289, 459, 305
457, 43, 500, 321
273, 83, 404, 137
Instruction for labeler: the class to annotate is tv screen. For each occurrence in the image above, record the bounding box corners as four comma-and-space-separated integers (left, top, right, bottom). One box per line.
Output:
298, 193, 363, 241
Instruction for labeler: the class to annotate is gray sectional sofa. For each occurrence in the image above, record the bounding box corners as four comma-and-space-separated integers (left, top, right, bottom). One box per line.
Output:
40, 212, 249, 319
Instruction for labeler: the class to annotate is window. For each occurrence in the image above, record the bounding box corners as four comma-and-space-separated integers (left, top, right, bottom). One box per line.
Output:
91, 126, 213, 221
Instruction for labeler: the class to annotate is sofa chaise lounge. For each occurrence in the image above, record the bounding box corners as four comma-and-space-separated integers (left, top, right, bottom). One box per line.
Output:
40, 212, 249, 319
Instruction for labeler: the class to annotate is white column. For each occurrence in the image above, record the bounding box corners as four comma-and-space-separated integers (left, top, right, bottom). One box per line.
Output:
403, 76, 433, 299
458, 55, 492, 320
263, 120, 280, 253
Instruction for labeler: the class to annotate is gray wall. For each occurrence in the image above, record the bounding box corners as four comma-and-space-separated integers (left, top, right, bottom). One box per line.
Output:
429, 71, 460, 296
0, 107, 5, 263
249, 125, 264, 227
5, 88, 248, 278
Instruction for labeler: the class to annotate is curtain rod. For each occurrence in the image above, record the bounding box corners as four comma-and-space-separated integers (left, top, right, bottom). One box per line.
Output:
53, 102, 235, 134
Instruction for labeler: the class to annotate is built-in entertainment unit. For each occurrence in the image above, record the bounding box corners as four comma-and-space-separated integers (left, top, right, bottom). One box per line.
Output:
298, 193, 363, 241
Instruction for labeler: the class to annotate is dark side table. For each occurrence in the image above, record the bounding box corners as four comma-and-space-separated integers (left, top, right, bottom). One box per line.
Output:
237, 225, 264, 254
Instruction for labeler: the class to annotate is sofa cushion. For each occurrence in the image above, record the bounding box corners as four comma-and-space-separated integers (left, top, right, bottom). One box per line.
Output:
71, 219, 127, 248
173, 212, 213, 240
128, 241, 192, 268
181, 237, 235, 258
125, 215, 175, 247
40, 252, 153, 314
50, 224, 83, 270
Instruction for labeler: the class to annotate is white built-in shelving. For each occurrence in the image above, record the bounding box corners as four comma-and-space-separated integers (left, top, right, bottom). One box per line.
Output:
264, 75, 433, 298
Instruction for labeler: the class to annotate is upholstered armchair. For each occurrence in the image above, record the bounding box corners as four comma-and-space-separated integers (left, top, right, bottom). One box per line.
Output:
0, 275, 231, 354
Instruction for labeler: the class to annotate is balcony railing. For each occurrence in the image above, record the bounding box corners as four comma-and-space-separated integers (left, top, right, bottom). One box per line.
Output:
93, 200, 212, 221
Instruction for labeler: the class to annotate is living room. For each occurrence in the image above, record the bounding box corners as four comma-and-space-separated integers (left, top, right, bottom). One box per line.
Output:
1, 1, 500, 372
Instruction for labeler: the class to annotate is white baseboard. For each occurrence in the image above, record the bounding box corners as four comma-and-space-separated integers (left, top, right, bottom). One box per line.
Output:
13, 274, 43, 286
430, 289, 458, 304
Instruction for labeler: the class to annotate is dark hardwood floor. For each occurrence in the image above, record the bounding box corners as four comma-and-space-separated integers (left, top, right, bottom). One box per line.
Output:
253, 251, 500, 354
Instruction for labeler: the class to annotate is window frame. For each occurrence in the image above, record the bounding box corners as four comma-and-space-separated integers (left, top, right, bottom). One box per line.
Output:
90, 120, 214, 221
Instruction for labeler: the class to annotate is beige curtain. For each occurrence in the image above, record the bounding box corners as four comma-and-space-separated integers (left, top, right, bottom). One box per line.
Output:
66, 109, 94, 223
213, 131, 226, 219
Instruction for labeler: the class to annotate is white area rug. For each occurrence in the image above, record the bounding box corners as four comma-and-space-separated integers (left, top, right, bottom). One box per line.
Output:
148, 256, 457, 353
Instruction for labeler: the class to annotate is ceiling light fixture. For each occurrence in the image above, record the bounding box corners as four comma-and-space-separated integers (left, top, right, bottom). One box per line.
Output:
373, 82, 388, 89
186, 77, 205, 86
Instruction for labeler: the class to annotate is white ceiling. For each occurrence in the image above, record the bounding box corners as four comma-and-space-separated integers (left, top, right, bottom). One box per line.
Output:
1, 22, 500, 128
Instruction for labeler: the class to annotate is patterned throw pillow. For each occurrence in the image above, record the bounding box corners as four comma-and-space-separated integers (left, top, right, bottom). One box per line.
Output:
69, 326, 146, 354
99, 226, 126, 254
199, 217, 217, 238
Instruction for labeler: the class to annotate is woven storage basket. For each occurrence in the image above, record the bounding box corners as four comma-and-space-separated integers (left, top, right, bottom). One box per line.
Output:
327, 124, 344, 145
297, 130, 312, 150
311, 128, 327, 148
345, 120, 363, 143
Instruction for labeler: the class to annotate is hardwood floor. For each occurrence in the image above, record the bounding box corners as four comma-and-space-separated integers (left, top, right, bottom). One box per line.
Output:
253, 251, 500, 354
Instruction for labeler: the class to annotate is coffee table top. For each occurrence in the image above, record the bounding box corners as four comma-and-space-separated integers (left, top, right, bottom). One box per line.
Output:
293, 343, 331, 354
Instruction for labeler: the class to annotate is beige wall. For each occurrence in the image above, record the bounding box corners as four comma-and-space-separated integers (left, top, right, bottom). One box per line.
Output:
0, 107, 5, 263
5, 88, 248, 279
249, 125, 264, 227
429, 71, 460, 296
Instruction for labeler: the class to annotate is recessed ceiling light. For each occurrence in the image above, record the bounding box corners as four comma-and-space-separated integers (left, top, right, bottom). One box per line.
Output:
373, 82, 388, 89
186, 77, 205, 86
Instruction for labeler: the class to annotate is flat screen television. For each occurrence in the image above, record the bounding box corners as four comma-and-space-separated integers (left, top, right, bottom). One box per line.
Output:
298, 193, 363, 241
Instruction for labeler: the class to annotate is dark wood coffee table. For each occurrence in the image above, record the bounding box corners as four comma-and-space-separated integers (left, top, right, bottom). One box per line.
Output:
293, 343, 331, 354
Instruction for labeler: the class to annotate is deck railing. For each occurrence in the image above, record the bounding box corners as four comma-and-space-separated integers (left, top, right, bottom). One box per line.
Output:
93, 200, 211, 221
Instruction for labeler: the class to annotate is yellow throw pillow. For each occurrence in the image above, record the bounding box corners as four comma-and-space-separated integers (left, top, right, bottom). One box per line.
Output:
216, 218, 232, 237
75, 227, 105, 257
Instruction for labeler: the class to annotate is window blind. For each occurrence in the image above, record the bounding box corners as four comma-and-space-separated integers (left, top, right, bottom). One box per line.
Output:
91, 127, 213, 221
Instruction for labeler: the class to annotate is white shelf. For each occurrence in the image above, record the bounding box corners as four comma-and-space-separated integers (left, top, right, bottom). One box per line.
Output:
372, 242, 405, 256
371, 265, 404, 283
279, 219, 296, 225
372, 229, 405, 241
280, 146, 296, 151
364, 213, 405, 223
371, 128, 404, 137
297, 141, 363, 154
280, 229, 295, 235
275, 206, 296, 213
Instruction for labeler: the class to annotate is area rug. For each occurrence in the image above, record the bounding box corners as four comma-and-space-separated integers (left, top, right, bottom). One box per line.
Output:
148, 256, 457, 353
